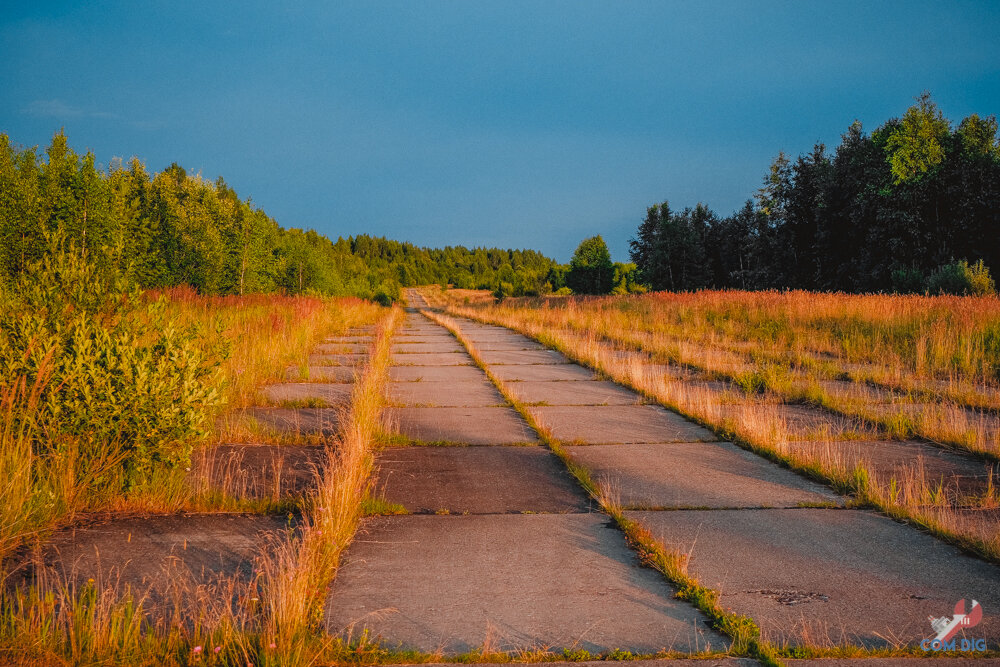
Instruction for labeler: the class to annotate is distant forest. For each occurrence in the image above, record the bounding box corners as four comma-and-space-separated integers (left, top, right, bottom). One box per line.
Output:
0, 132, 556, 302
630, 94, 1000, 295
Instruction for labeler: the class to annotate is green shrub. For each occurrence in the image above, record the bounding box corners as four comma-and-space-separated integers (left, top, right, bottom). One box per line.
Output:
492, 281, 515, 302
926, 259, 996, 296
554, 286, 572, 296
0, 248, 224, 492
890, 266, 925, 293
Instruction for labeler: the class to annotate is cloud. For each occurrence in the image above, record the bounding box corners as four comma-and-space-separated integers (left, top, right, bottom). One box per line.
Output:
23, 99, 118, 120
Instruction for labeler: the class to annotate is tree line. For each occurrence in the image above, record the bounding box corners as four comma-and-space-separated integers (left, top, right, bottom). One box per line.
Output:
628, 94, 1000, 295
0, 131, 557, 302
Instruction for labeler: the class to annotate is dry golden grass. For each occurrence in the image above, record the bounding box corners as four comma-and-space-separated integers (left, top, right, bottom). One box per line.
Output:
429, 288, 1000, 562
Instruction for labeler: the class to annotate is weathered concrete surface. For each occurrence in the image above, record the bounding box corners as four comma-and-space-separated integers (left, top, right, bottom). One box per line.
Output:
391, 351, 474, 366
291, 365, 357, 382
473, 339, 548, 351
391, 340, 465, 353
314, 343, 370, 354
386, 407, 537, 445
323, 336, 372, 344
491, 364, 598, 382
784, 439, 999, 496
309, 353, 368, 367
461, 332, 541, 345
715, 404, 880, 440
373, 447, 590, 514
480, 349, 571, 365
528, 405, 716, 444
626, 508, 1000, 648
389, 379, 505, 407
325, 514, 726, 653
505, 380, 644, 406
566, 442, 840, 508
244, 407, 340, 436
192, 444, 323, 498
389, 365, 488, 382
22, 514, 289, 608
260, 382, 352, 406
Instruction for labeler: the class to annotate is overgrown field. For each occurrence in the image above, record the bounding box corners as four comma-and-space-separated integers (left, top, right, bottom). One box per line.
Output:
0, 249, 382, 564
427, 287, 1000, 560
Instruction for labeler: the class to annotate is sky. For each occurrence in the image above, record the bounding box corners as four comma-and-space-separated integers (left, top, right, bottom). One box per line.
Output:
2, 2, 999, 262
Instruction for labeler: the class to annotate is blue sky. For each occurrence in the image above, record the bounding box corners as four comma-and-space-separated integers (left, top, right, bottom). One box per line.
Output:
2, 2, 999, 262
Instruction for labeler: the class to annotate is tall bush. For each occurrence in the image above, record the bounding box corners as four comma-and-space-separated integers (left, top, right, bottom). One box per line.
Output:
0, 246, 225, 493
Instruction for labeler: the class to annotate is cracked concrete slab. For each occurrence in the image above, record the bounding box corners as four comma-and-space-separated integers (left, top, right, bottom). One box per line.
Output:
306, 353, 367, 366
389, 379, 505, 407
259, 382, 352, 406
244, 407, 340, 436
527, 405, 716, 444
715, 404, 881, 440
506, 380, 644, 406
391, 352, 475, 366
783, 439, 999, 496
391, 340, 465, 353
289, 365, 358, 382
626, 508, 1000, 648
314, 343, 370, 354
566, 442, 840, 508
21, 514, 290, 613
325, 514, 726, 653
389, 365, 491, 382
372, 447, 590, 514
491, 364, 599, 382
472, 339, 548, 351
386, 407, 537, 445
192, 444, 324, 498
480, 349, 571, 365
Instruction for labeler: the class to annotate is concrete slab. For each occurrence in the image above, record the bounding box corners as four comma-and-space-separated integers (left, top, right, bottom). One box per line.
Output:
323, 336, 373, 344
391, 352, 474, 366
314, 343, 370, 354
291, 366, 357, 382
259, 383, 352, 406
389, 379, 505, 407
390, 365, 489, 382
22, 513, 289, 611
391, 340, 465, 353
784, 439, 999, 496
627, 508, 1000, 648
325, 514, 725, 653
245, 407, 340, 436
528, 405, 716, 444
386, 407, 537, 445
373, 447, 590, 513
715, 404, 881, 440
481, 349, 571, 365
473, 339, 548, 351
506, 380, 644, 406
393, 334, 457, 343
308, 353, 367, 367
566, 442, 840, 508
461, 332, 540, 346
192, 444, 323, 498
491, 364, 598, 382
